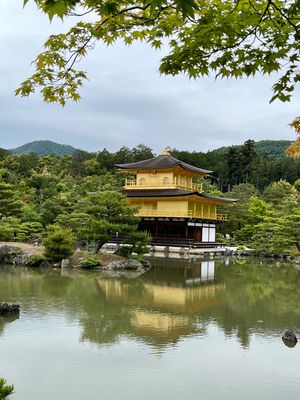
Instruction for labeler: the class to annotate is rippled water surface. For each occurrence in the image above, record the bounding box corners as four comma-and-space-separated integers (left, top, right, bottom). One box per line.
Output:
1, 257, 300, 400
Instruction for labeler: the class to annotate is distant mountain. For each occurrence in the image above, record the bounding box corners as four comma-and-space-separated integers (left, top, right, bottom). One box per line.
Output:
10, 140, 77, 156
254, 140, 292, 161
207, 140, 292, 161
9, 139, 293, 161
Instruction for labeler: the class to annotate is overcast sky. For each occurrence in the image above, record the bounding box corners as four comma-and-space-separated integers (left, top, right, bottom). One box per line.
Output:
0, 1, 299, 154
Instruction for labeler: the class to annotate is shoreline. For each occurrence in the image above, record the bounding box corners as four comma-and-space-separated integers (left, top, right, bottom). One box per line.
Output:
0, 242, 126, 268
0, 242, 299, 266
103, 242, 300, 263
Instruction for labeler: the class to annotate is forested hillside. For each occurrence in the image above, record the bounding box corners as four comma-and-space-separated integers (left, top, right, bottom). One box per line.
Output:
254, 140, 292, 161
8, 139, 292, 161
10, 140, 77, 156
172, 140, 299, 191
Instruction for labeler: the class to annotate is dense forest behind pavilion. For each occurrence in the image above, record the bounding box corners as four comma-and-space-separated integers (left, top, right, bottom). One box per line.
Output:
0, 139, 299, 256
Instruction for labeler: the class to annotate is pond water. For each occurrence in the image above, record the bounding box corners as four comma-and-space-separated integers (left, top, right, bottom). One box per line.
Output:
1, 257, 300, 400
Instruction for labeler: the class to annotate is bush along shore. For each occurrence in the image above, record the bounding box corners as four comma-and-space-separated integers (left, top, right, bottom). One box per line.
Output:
0, 242, 151, 275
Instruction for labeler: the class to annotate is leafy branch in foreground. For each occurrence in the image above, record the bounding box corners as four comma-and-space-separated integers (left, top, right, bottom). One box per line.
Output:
0, 378, 14, 400
15, 0, 300, 112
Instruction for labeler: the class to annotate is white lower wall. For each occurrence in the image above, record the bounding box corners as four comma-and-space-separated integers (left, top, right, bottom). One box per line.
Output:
202, 224, 216, 242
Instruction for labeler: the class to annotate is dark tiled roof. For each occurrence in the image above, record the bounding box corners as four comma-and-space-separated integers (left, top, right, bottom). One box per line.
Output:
201, 193, 238, 202
116, 154, 212, 175
124, 189, 238, 203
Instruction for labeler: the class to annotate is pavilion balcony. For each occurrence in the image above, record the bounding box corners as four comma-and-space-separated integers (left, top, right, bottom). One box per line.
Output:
125, 178, 203, 192
135, 209, 227, 221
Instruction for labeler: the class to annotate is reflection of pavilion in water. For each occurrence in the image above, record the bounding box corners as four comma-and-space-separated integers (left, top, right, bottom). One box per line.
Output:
96, 259, 225, 347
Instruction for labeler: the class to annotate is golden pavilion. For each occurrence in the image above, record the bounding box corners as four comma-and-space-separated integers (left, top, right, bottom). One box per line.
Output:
116, 147, 237, 247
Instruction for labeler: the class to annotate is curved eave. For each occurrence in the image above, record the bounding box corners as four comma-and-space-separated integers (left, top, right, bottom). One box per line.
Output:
201, 193, 238, 203
115, 154, 212, 176
123, 189, 238, 203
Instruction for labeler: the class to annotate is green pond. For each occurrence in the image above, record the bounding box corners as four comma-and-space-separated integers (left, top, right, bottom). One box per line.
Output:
1, 257, 300, 400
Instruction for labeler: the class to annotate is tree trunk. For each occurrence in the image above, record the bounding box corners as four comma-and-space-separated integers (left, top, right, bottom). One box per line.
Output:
95, 240, 106, 254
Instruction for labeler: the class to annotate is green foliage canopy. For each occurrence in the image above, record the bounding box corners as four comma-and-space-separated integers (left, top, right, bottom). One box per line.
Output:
43, 225, 76, 261
17, 0, 300, 106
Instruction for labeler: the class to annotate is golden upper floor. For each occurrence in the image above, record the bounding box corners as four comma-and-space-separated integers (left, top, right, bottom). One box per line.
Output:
116, 148, 237, 220
116, 148, 211, 192
124, 174, 203, 192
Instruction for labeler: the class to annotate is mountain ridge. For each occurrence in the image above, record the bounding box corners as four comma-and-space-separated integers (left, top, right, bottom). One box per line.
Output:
9, 139, 293, 161
10, 140, 77, 156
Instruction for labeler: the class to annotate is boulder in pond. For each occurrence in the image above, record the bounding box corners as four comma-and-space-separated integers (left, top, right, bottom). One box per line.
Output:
0, 303, 20, 315
105, 259, 138, 271
282, 329, 298, 348
104, 258, 151, 278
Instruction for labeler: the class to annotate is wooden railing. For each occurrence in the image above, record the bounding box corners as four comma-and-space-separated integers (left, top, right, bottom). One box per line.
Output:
136, 209, 227, 221
125, 178, 203, 192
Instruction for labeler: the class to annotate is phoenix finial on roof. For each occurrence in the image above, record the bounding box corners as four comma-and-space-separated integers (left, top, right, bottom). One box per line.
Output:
161, 146, 171, 155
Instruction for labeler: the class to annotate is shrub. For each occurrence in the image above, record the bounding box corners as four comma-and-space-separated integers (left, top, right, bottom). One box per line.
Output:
79, 255, 102, 269
25, 254, 47, 267
0, 223, 14, 241
43, 225, 75, 262
16, 222, 44, 242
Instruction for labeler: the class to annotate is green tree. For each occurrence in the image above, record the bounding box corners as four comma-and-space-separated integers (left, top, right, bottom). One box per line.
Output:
0, 149, 10, 162
97, 149, 115, 171
233, 196, 270, 243
15, 153, 39, 177
80, 191, 138, 252
0, 221, 15, 241
21, 204, 42, 223
131, 144, 154, 162
294, 178, 300, 193
43, 226, 76, 261
251, 216, 297, 254
82, 159, 100, 176
16, 222, 44, 243
232, 182, 300, 253
71, 150, 94, 175
263, 180, 300, 208
127, 231, 151, 256
40, 198, 65, 225
248, 196, 270, 222
28, 174, 58, 206
55, 212, 92, 242
225, 140, 259, 186
222, 183, 258, 234
0, 181, 23, 218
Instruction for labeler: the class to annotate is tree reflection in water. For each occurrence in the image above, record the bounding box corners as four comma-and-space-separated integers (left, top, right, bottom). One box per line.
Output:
0, 258, 300, 349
